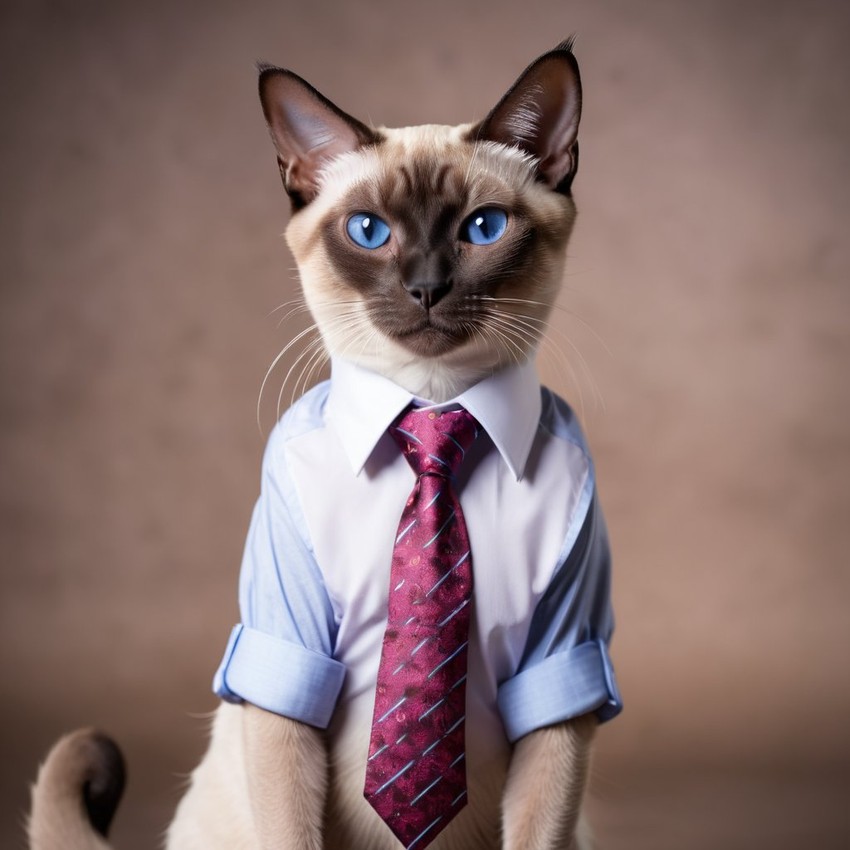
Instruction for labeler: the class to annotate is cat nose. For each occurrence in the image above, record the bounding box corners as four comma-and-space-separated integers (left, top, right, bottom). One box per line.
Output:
404, 280, 452, 310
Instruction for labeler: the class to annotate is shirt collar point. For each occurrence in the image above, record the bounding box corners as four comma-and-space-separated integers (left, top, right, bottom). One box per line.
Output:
458, 361, 540, 478
327, 358, 413, 474
328, 357, 541, 477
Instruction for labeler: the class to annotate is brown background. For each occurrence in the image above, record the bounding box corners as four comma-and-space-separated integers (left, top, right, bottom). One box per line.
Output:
2, 0, 849, 847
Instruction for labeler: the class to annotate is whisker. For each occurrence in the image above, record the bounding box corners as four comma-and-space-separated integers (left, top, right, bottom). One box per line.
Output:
480, 294, 612, 356
303, 341, 331, 396
276, 334, 326, 421
267, 297, 304, 318
482, 314, 541, 353
257, 322, 322, 432
291, 341, 330, 410
275, 303, 312, 330
475, 316, 526, 366
477, 312, 596, 418
484, 309, 547, 341
257, 299, 373, 432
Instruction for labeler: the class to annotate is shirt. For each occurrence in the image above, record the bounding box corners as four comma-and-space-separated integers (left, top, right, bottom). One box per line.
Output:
213, 357, 621, 751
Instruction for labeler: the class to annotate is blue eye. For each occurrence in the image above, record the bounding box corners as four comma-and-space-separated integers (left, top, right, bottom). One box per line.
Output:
346, 213, 391, 249
462, 207, 508, 245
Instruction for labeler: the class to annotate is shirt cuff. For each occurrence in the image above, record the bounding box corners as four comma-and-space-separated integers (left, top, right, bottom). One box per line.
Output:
212, 624, 346, 729
497, 639, 622, 742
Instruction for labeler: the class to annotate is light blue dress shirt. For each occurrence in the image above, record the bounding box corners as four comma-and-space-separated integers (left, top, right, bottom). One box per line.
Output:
214, 359, 621, 743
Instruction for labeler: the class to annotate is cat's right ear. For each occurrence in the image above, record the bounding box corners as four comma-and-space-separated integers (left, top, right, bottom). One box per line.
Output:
469, 41, 582, 194
258, 65, 381, 209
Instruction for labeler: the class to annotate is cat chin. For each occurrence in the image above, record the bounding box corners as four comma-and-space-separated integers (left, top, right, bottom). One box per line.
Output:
382, 323, 471, 360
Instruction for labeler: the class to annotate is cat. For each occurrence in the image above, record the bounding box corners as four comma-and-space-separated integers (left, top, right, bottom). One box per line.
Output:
28, 41, 621, 850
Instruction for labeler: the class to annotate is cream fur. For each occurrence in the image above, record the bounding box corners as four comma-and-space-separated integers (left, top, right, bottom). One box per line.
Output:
29, 730, 114, 850
161, 701, 594, 850
29, 48, 601, 850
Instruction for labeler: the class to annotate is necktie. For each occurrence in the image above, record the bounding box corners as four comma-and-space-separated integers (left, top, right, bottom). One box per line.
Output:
364, 407, 480, 849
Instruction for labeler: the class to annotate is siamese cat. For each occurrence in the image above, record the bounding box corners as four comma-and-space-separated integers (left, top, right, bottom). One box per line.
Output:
29, 41, 620, 850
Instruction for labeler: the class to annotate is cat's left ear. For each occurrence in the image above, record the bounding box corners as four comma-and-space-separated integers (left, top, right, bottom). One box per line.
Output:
469, 40, 582, 194
258, 65, 381, 209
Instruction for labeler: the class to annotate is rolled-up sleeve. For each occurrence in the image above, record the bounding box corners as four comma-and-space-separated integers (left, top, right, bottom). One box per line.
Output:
213, 423, 345, 728
497, 494, 622, 741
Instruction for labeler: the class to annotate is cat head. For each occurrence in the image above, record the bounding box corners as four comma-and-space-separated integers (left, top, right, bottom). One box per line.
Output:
259, 42, 582, 402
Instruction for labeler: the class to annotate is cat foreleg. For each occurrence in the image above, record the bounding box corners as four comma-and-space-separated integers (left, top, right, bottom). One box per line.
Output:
501, 714, 597, 850
243, 704, 327, 850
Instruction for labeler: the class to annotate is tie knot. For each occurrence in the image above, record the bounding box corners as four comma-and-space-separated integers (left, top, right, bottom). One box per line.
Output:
391, 407, 480, 477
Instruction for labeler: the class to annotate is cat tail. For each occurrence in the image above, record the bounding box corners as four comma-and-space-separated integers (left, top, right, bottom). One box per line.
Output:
28, 728, 126, 850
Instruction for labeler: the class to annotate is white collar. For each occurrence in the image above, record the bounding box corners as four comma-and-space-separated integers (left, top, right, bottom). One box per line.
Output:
325, 357, 542, 481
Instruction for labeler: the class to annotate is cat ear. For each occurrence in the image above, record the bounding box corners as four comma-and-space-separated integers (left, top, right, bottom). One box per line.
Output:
469, 40, 582, 193
257, 65, 381, 208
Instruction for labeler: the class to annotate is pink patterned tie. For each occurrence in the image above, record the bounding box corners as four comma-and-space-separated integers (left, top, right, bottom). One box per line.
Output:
364, 407, 480, 849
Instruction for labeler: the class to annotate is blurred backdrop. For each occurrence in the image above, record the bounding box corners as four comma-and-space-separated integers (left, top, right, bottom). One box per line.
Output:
2, 0, 849, 847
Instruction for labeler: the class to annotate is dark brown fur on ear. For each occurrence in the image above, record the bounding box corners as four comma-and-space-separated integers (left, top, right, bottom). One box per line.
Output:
468, 39, 582, 194
257, 64, 383, 209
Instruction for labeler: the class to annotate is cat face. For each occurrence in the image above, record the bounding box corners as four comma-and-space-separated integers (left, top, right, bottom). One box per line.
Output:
260, 43, 582, 401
